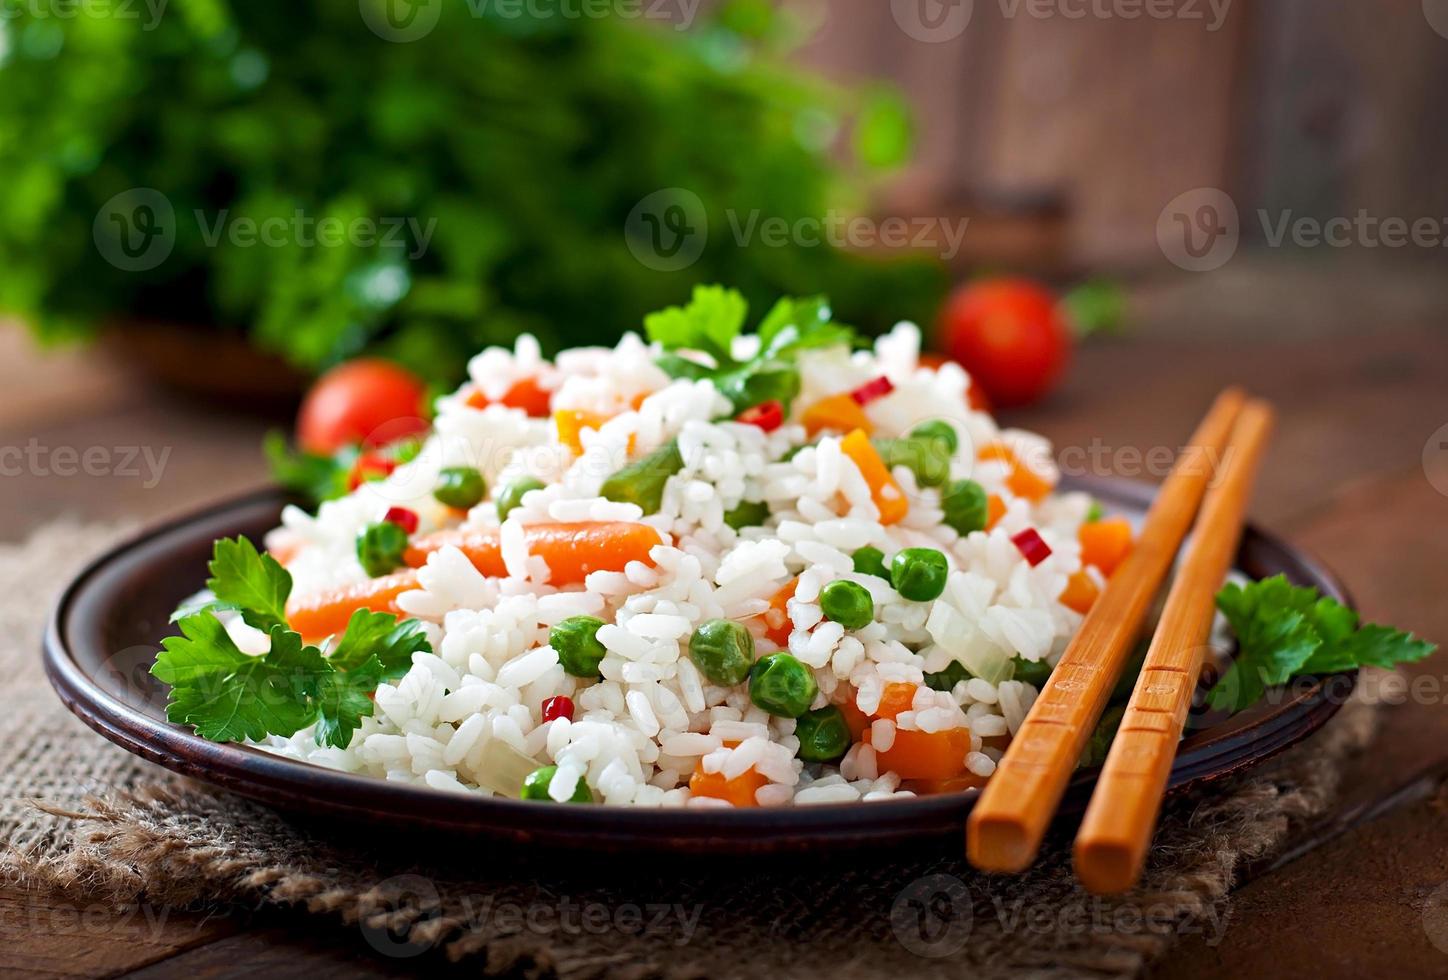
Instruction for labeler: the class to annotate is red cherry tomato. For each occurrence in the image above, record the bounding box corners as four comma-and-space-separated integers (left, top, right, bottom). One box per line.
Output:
936, 279, 1071, 408
296, 359, 429, 455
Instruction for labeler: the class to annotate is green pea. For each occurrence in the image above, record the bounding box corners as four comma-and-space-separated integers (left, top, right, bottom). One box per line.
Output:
724, 499, 771, 530
521, 765, 592, 803
794, 705, 851, 762
496, 476, 545, 521
851, 546, 891, 581
550, 616, 608, 678
600, 440, 685, 515
909, 420, 959, 455
1011, 655, 1053, 688
356, 521, 408, 577
433, 466, 486, 509
890, 548, 949, 602
924, 661, 971, 692
688, 619, 755, 686
748, 653, 818, 718
941, 479, 990, 535
820, 579, 874, 630
875, 436, 951, 487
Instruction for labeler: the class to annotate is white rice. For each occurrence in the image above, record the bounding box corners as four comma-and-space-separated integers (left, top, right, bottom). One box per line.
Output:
256, 323, 1101, 806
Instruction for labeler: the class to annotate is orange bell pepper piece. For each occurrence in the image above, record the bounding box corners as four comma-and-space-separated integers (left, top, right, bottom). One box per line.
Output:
1078, 516, 1133, 577
801, 393, 873, 437
841, 429, 908, 525
1058, 569, 1100, 615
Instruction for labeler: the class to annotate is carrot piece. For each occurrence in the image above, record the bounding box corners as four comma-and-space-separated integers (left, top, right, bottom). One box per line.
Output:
801, 393, 873, 437
869, 726, 974, 780
841, 429, 908, 525
285, 569, 421, 641
985, 493, 1008, 531
761, 578, 798, 647
839, 697, 871, 741
689, 765, 768, 807
980, 442, 1054, 502
1059, 570, 1101, 615
1079, 517, 1133, 577
466, 377, 554, 417
874, 682, 918, 721
404, 522, 663, 585
554, 409, 609, 455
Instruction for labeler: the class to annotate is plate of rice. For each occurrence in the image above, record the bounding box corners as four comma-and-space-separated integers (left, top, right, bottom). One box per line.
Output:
45, 288, 1355, 851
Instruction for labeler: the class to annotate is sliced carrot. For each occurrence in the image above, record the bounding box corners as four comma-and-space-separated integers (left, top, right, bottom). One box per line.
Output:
839, 696, 871, 741
841, 428, 908, 525
868, 726, 973, 780
465, 377, 553, 417
801, 393, 873, 437
1079, 516, 1133, 577
1058, 569, 1101, 615
689, 765, 768, 807
979, 442, 1053, 502
874, 682, 918, 721
761, 578, 798, 647
285, 569, 421, 641
985, 493, 1008, 531
404, 522, 663, 585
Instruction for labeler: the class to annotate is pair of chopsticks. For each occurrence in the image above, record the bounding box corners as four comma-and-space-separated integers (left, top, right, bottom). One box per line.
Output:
966, 388, 1274, 894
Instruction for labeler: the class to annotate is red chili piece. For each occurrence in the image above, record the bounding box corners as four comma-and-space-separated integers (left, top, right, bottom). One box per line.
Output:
1011, 528, 1052, 567
347, 452, 397, 490
384, 506, 419, 535
541, 696, 575, 723
849, 376, 895, 406
736, 400, 784, 433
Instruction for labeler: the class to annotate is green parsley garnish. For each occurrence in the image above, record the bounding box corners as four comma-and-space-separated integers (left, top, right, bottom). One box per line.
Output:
644, 285, 856, 414
1208, 575, 1435, 713
153, 537, 431, 748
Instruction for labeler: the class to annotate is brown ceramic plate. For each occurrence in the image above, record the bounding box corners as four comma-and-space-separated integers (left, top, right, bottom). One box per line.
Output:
44, 479, 1356, 854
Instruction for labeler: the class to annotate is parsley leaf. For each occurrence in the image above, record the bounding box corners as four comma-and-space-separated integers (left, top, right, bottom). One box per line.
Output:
643, 285, 749, 363
314, 654, 386, 749
645, 286, 856, 413
264, 431, 355, 506
325, 608, 431, 681
154, 618, 328, 743
200, 536, 293, 633
1208, 575, 1436, 712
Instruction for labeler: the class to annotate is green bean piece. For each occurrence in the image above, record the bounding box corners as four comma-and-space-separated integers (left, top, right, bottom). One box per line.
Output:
794, 705, 851, 762
924, 660, 971, 692
748, 653, 818, 718
356, 521, 408, 577
724, 499, 771, 530
874, 436, 952, 487
600, 440, 685, 515
550, 615, 609, 678
688, 619, 756, 686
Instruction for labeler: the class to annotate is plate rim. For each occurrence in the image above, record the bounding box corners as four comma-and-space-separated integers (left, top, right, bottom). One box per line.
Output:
43, 480, 1357, 852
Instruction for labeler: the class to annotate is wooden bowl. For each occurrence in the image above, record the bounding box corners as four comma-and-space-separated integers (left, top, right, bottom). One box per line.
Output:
43, 480, 1356, 854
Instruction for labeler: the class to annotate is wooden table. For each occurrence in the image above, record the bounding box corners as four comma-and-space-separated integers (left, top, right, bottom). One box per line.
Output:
3, 274, 1445, 978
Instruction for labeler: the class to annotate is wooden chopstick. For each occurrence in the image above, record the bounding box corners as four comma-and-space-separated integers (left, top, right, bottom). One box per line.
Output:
1073, 399, 1275, 894
967, 387, 1247, 872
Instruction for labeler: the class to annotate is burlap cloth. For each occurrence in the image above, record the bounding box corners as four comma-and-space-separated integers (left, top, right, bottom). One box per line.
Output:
0, 523, 1377, 978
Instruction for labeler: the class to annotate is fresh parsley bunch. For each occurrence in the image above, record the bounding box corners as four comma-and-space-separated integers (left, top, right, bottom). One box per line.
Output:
1208, 575, 1436, 712
645, 285, 857, 414
154, 538, 430, 747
